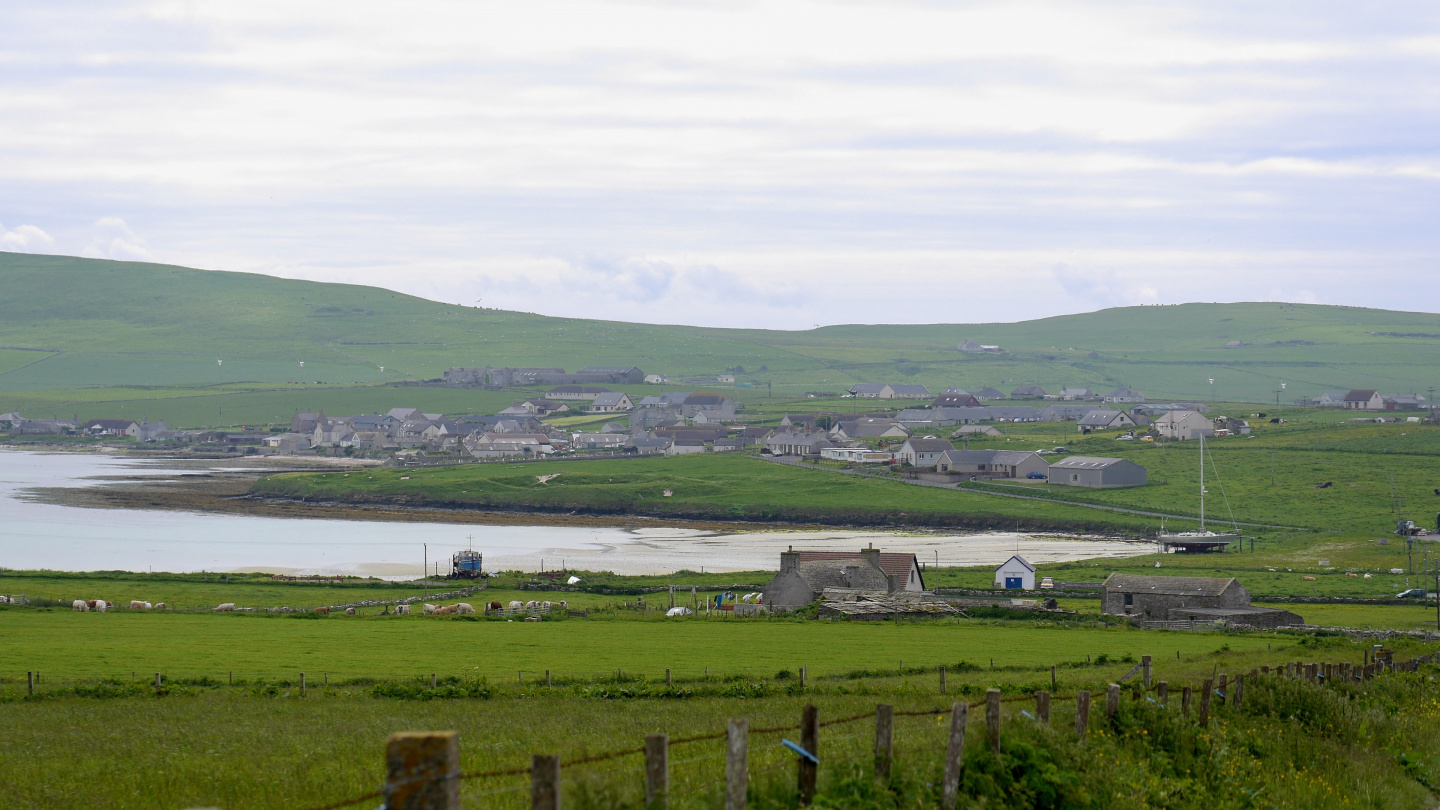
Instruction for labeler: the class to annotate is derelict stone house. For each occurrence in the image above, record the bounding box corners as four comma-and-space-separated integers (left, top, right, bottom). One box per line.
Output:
1101, 574, 1303, 628
764, 546, 925, 611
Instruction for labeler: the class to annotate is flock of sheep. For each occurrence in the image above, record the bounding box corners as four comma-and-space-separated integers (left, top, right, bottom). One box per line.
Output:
64, 599, 568, 615
70, 600, 164, 612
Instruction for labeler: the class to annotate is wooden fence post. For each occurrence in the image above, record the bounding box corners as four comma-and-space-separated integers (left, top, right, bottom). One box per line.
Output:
1157, 681, 1168, 707
1105, 684, 1120, 721
1050, 665, 1057, 692
385, 732, 460, 810
725, 719, 748, 810
986, 689, 1002, 753
645, 734, 668, 810
1233, 674, 1244, 709
1181, 686, 1192, 716
531, 754, 560, 810
1199, 679, 1213, 728
546, 670, 552, 688
301, 672, 306, 695
155, 672, 162, 690
874, 704, 894, 781
28, 671, 34, 696
798, 705, 818, 806
1216, 674, 1226, 707
941, 703, 968, 810
939, 665, 946, 694
666, 669, 672, 688
1141, 655, 1152, 689
1074, 691, 1090, 738
431, 673, 437, 690
1036, 691, 1050, 724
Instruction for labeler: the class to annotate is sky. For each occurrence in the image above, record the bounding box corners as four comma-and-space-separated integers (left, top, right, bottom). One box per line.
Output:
2, 1, 1439, 328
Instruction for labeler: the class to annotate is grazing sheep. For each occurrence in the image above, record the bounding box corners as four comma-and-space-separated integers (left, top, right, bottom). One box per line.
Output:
92, 600, 109, 612
72, 599, 89, 612
524, 600, 537, 609
455, 603, 475, 615
395, 604, 411, 615
488, 601, 503, 611
508, 601, 523, 610
344, 607, 357, 615
313, 606, 330, 615
423, 603, 437, 615
154, 602, 166, 611
434, 605, 458, 616
542, 601, 552, 608
214, 603, 236, 612
559, 601, 568, 609
129, 600, 151, 610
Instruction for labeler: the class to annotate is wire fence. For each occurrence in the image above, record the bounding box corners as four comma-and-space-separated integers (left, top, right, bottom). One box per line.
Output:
285, 647, 1434, 810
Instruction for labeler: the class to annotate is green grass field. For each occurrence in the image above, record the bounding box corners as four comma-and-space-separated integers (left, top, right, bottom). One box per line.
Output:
0, 608, 1279, 681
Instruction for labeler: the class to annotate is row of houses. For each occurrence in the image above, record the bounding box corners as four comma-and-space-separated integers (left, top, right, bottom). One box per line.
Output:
1307, 390, 1430, 411
0, 415, 173, 442
439, 365, 645, 387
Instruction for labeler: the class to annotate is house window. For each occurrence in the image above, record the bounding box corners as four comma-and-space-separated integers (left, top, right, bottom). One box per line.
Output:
1123, 593, 1133, 607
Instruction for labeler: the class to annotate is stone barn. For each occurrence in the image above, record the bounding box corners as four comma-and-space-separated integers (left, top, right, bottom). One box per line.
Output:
1102, 574, 1303, 628
764, 545, 925, 611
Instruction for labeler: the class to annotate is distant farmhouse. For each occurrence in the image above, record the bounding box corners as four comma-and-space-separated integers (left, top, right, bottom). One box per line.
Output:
958, 341, 1003, 353
1152, 410, 1214, 441
1343, 389, 1385, 410
1102, 574, 1303, 629
849, 383, 931, 400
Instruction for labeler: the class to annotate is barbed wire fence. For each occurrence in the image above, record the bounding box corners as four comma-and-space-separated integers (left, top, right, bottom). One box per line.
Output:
286, 647, 1434, 810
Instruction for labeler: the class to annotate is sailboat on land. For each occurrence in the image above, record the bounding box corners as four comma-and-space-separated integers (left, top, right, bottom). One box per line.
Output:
1159, 433, 1239, 553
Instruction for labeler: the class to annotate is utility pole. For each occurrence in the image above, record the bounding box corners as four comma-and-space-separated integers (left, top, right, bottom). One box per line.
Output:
423, 543, 428, 601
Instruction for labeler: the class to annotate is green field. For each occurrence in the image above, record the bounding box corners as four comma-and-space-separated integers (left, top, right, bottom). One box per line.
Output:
5, 253, 1440, 428
0, 608, 1279, 681
3, 603, 1439, 809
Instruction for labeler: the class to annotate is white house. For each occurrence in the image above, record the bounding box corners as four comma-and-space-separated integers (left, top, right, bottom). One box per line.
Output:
1344, 389, 1385, 410
896, 438, 954, 467
589, 392, 634, 413
1153, 410, 1214, 440
995, 555, 1036, 590
644, 374, 668, 384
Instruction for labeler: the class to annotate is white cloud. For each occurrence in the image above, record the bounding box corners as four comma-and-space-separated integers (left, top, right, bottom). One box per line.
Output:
0, 1, 1437, 324
0, 223, 56, 253
82, 217, 155, 262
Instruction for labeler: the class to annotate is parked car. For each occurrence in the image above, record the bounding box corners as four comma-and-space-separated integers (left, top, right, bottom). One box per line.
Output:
1026, 472, 1048, 479
1040, 577, 1054, 590
1397, 588, 1428, 599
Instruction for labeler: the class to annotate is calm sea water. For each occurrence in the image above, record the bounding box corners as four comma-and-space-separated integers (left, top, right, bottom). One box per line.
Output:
0, 450, 1152, 577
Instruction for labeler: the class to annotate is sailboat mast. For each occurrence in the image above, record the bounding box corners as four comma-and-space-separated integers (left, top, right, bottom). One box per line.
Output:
1199, 433, 1205, 532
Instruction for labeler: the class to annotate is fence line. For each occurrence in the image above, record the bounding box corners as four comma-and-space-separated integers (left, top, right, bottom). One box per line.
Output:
298, 645, 1436, 810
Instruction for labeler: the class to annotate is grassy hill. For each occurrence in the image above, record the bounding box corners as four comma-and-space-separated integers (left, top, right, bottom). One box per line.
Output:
3, 252, 1439, 425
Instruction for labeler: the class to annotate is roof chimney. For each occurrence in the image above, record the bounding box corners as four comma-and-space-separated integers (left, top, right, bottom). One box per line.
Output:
780, 546, 799, 573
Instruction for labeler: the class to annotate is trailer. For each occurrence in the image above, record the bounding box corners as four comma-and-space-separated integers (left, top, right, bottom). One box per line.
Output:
449, 549, 484, 579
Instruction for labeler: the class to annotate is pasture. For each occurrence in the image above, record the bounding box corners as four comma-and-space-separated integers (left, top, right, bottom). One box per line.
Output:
0, 609, 1280, 680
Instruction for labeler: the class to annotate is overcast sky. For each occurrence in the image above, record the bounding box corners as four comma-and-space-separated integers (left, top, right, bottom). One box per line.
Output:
3, 1, 1438, 327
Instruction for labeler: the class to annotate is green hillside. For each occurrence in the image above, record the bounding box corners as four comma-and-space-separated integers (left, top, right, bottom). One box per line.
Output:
2, 252, 1438, 426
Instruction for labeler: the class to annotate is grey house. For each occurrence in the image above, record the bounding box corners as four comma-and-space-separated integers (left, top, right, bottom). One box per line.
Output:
1102, 574, 1303, 628
763, 546, 925, 611
1048, 456, 1147, 488
1076, 409, 1136, 432
937, 449, 1047, 479
1010, 385, 1047, 399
